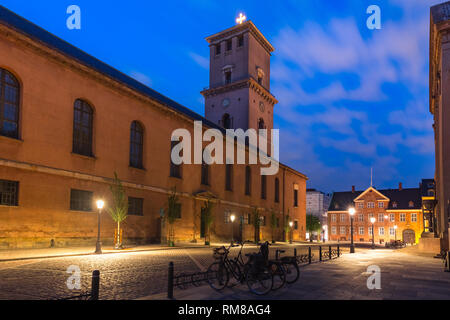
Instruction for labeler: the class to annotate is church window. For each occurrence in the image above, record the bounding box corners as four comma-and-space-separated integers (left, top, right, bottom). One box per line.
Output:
238, 35, 244, 47
170, 140, 182, 179
221, 113, 232, 129
261, 175, 267, 200
70, 189, 93, 212
73, 99, 94, 157
274, 178, 280, 203
0, 179, 19, 206
130, 121, 144, 169
245, 166, 251, 195
225, 71, 232, 84
215, 44, 221, 55
226, 39, 232, 51
0, 68, 20, 139
226, 164, 233, 191
201, 158, 209, 186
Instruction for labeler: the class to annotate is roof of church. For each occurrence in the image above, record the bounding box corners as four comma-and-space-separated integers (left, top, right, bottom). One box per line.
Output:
431, 1, 450, 24
328, 187, 421, 211
0, 5, 307, 179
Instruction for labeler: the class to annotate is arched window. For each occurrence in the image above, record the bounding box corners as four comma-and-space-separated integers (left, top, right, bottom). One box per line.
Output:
73, 99, 94, 157
130, 121, 144, 169
222, 113, 232, 129
258, 118, 265, 130
261, 175, 267, 200
0, 68, 20, 139
225, 164, 233, 191
201, 160, 209, 186
245, 166, 251, 196
275, 178, 280, 203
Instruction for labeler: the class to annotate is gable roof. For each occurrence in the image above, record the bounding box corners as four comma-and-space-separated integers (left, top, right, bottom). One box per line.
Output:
353, 186, 389, 202
328, 187, 421, 211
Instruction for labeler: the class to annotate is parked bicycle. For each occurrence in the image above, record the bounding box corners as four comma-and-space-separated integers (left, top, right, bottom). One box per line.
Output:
207, 242, 275, 295
274, 248, 300, 284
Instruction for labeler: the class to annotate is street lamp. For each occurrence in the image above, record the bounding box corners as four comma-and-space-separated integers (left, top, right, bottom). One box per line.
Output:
322, 225, 327, 243
370, 217, 376, 249
289, 221, 294, 244
95, 200, 105, 254
230, 214, 236, 245
349, 208, 355, 253
394, 225, 398, 242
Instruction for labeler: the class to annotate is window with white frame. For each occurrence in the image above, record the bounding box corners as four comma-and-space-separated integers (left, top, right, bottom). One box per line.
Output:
378, 202, 384, 208
411, 213, 417, 222
357, 202, 364, 209
358, 214, 364, 222
359, 227, 364, 235
331, 226, 337, 235
331, 214, 337, 222
340, 226, 346, 235
368, 213, 374, 220
367, 202, 375, 208
340, 214, 346, 222
378, 213, 384, 222
389, 227, 395, 236
390, 214, 395, 222
400, 213, 406, 222
379, 227, 385, 236
368, 227, 373, 236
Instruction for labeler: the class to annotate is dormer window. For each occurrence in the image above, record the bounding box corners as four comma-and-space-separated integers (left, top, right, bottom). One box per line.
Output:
392, 202, 398, 208
409, 201, 414, 208
334, 203, 339, 209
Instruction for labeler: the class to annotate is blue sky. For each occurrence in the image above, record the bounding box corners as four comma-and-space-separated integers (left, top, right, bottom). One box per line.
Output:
0, 0, 439, 192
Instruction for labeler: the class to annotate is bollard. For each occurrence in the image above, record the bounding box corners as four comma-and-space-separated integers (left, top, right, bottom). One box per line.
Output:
308, 247, 312, 264
337, 245, 340, 257
329, 246, 332, 260
168, 262, 174, 299
91, 270, 100, 300
319, 246, 322, 262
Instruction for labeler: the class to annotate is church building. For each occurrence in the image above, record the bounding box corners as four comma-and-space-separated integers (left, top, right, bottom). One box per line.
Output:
0, 6, 307, 249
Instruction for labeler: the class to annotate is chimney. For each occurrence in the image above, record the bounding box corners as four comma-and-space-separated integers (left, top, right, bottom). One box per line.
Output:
352, 186, 355, 193
399, 182, 403, 191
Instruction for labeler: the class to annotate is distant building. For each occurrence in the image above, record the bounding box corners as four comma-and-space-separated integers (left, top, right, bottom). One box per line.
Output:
327, 182, 425, 245
430, 2, 450, 252
306, 189, 330, 240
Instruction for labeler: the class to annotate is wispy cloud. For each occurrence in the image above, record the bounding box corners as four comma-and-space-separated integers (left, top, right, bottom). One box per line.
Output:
188, 52, 209, 69
129, 71, 152, 86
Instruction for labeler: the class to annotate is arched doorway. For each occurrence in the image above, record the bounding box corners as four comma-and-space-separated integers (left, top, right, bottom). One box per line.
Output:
403, 229, 415, 245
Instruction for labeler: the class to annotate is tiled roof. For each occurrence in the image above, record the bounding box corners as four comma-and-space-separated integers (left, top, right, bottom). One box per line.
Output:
328, 187, 421, 211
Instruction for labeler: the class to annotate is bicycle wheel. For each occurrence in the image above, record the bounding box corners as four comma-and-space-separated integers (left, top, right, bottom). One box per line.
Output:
245, 266, 273, 295
269, 262, 286, 291
207, 262, 229, 291
283, 262, 300, 284
226, 260, 242, 288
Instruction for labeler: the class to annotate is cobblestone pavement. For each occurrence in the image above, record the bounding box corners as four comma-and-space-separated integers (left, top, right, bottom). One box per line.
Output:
0, 243, 319, 300
142, 248, 450, 300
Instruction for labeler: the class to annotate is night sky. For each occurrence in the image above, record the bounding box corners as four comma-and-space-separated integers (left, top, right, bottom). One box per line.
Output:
0, 0, 439, 192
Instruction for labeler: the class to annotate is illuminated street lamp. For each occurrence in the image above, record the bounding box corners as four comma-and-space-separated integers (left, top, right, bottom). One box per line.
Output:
370, 217, 376, 249
322, 225, 327, 243
289, 221, 294, 244
348, 208, 356, 253
394, 225, 398, 242
95, 200, 105, 254
230, 214, 236, 245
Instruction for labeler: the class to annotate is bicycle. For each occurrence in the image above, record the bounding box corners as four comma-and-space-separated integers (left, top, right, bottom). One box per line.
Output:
274, 248, 300, 284
259, 241, 286, 291
207, 242, 274, 295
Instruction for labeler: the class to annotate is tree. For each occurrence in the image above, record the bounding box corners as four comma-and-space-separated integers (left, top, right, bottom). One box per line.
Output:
166, 188, 181, 247
284, 211, 291, 243
306, 214, 322, 242
202, 199, 215, 246
108, 172, 128, 250
270, 208, 278, 244
252, 207, 261, 244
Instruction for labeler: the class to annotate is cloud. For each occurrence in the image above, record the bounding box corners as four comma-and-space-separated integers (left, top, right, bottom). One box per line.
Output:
129, 71, 152, 86
188, 52, 209, 69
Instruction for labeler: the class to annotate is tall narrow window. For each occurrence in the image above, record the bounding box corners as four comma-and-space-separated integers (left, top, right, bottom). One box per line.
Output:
258, 118, 265, 130
245, 166, 251, 196
216, 44, 221, 55
261, 175, 267, 200
0, 68, 20, 139
201, 160, 209, 186
170, 140, 182, 178
225, 71, 232, 84
225, 164, 233, 191
294, 189, 299, 207
222, 113, 232, 129
226, 39, 232, 51
238, 35, 244, 47
130, 121, 144, 169
73, 99, 94, 157
274, 178, 280, 203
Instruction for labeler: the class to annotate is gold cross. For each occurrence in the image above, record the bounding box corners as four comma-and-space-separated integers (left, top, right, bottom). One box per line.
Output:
236, 13, 247, 25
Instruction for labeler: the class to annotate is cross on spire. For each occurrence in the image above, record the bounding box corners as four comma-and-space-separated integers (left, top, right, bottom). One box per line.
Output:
236, 13, 247, 25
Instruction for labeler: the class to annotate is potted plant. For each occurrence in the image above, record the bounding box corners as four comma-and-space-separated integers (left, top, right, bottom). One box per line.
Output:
202, 199, 215, 246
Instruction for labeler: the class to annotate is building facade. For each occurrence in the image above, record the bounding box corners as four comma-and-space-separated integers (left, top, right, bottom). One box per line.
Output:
0, 7, 307, 249
306, 189, 330, 239
430, 2, 450, 251
327, 184, 424, 245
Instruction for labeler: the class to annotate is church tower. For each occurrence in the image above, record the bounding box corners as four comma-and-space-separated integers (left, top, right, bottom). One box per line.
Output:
201, 18, 278, 133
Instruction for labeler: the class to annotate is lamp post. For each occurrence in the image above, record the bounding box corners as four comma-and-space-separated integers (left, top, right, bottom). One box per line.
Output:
230, 214, 236, 245
370, 217, 376, 249
95, 200, 104, 254
349, 208, 355, 253
322, 225, 327, 243
289, 221, 294, 244
394, 225, 398, 242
